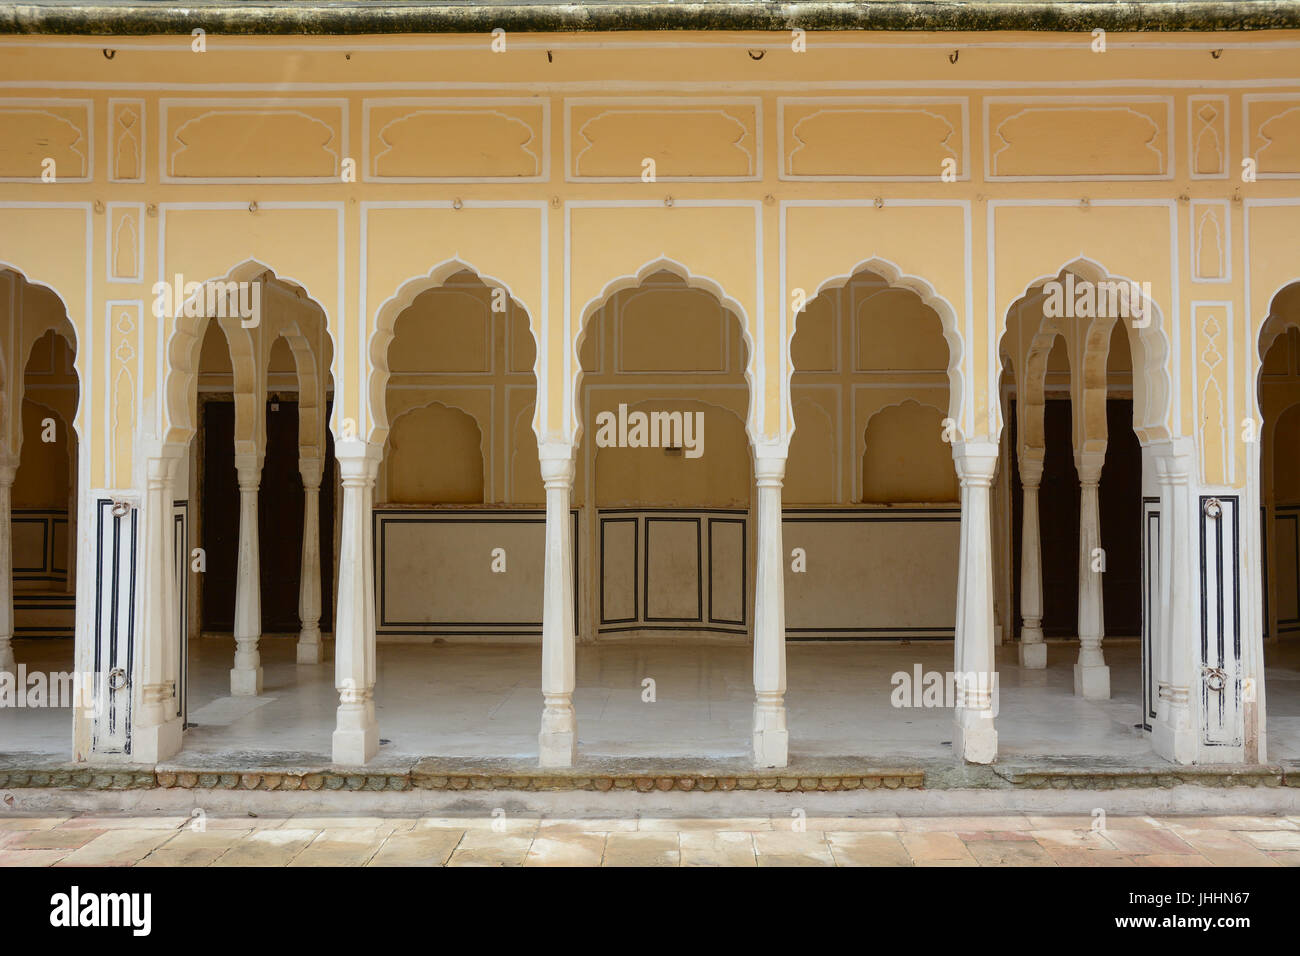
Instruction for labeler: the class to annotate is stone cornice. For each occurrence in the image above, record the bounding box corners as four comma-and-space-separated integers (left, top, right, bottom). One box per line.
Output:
3, 1, 1300, 37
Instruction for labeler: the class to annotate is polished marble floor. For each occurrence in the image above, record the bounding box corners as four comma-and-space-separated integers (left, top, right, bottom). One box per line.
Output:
5, 634, 1299, 765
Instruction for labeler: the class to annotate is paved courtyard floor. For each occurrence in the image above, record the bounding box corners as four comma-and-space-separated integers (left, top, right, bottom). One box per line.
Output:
2, 811, 1299, 866
7, 635, 1300, 763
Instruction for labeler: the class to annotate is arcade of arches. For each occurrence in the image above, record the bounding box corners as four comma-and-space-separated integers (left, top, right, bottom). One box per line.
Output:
1, 27, 1299, 773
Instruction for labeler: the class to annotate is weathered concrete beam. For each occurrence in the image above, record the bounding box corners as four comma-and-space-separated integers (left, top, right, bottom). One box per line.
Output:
2, 1, 1300, 37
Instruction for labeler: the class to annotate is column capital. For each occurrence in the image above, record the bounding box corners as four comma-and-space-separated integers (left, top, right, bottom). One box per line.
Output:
1074, 448, 1106, 484
298, 456, 324, 489
233, 453, 262, 488
539, 442, 576, 486
1017, 447, 1045, 488
335, 439, 381, 483
753, 447, 787, 485
952, 440, 998, 484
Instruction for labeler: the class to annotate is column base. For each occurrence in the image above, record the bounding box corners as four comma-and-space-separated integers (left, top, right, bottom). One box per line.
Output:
332, 724, 379, 765
753, 696, 789, 768
1018, 642, 1047, 669
1151, 716, 1197, 765
752, 727, 789, 768
1073, 662, 1111, 699
133, 715, 183, 763
296, 642, 326, 665
954, 714, 997, 764
230, 666, 263, 697
538, 729, 577, 768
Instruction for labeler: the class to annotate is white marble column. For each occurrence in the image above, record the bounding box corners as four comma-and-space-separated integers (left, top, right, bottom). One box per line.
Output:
752, 449, 789, 768
538, 444, 577, 767
1074, 450, 1110, 698
332, 440, 380, 765
134, 448, 184, 762
230, 453, 264, 696
1018, 452, 1046, 669
0, 456, 16, 677
296, 456, 324, 664
1151, 439, 1197, 763
952, 441, 999, 764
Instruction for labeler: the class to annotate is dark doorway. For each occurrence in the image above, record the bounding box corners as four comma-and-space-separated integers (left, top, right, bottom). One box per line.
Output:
201, 399, 335, 633
1011, 397, 1141, 640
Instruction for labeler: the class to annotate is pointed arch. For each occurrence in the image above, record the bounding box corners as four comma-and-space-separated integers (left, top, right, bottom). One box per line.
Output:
573, 257, 755, 449
790, 257, 964, 444
367, 258, 539, 447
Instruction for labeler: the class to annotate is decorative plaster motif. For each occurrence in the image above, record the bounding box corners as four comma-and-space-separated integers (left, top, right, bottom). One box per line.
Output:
1189, 97, 1227, 178
987, 101, 1169, 179
109, 303, 139, 487
367, 102, 545, 180
109, 100, 144, 182
1248, 97, 1300, 177
570, 102, 758, 180
164, 101, 344, 180
0, 102, 90, 181
783, 101, 964, 179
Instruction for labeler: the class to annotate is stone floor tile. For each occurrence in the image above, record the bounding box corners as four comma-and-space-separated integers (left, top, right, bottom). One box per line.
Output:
1030, 829, 1118, 850
1042, 847, 1140, 867
290, 828, 389, 866
679, 831, 756, 867
446, 829, 533, 866
1096, 829, 1199, 855
804, 815, 902, 832
369, 829, 464, 866
639, 816, 772, 832
602, 832, 679, 867
1129, 853, 1215, 867
0, 816, 70, 831
10, 827, 104, 850
137, 846, 226, 867
525, 833, 607, 866
753, 831, 835, 866
1266, 850, 1300, 866
0, 849, 73, 866
210, 828, 318, 866
1240, 830, 1300, 851
902, 815, 1032, 832
539, 817, 638, 834
899, 831, 976, 864
58, 815, 188, 831
1172, 829, 1279, 867
53, 829, 179, 866
826, 831, 912, 867
966, 840, 1058, 866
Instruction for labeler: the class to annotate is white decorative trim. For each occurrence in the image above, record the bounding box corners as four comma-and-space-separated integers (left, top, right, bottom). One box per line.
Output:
1190, 199, 1232, 284
1191, 300, 1236, 487
1188, 94, 1230, 181
105, 202, 145, 284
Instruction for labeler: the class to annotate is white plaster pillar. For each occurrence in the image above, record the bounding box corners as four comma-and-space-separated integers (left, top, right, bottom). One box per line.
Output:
296, 456, 325, 664
952, 441, 999, 764
538, 444, 577, 767
230, 453, 264, 696
332, 440, 380, 765
134, 448, 184, 762
1074, 450, 1110, 698
1018, 452, 1046, 669
752, 449, 789, 768
1151, 439, 1198, 763
0, 456, 16, 677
